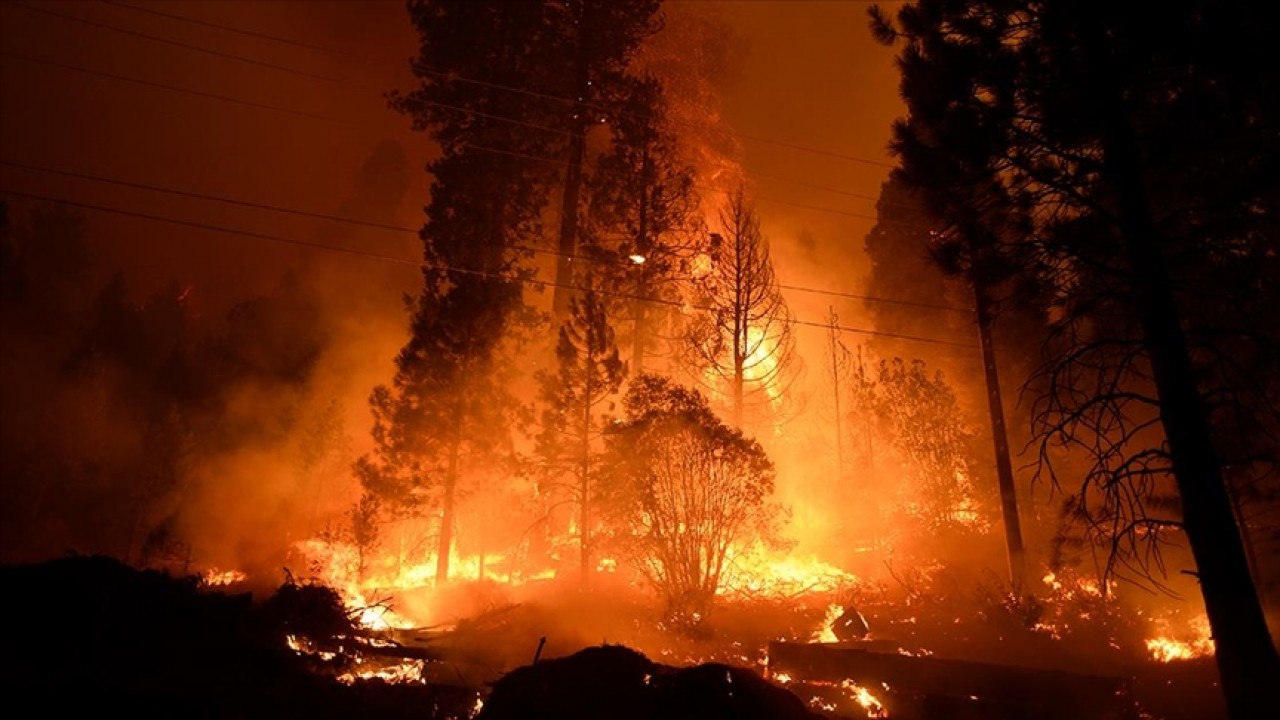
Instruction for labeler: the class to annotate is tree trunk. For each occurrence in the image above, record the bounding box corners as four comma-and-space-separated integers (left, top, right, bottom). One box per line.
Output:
973, 282, 1026, 592
580, 340, 594, 588
732, 229, 745, 428
551, 51, 592, 318
1103, 112, 1279, 719
1225, 468, 1266, 611
631, 148, 653, 374
435, 437, 458, 586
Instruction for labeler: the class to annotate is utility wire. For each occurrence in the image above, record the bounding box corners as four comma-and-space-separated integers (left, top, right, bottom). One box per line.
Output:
0, 158, 968, 312
0, 186, 977, 350
101, 0, 379, 61
93, 0, 896, 169
10, 1, 348, 86
11, 1, 921, 211
0, 49, 343, 123
1, 49, 930, 228
459, 142, 935, 230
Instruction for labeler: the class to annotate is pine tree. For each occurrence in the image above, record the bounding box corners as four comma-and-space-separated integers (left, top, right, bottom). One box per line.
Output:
586, 77, 701, 375
391, 0, 664, 319
684, 188, 798, 431
873, 1, 1280, 711
535, 285, 626, 585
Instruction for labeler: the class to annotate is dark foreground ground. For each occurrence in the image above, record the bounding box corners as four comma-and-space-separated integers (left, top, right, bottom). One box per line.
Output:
0, 556, 1228, 719
0, 556, 823, 719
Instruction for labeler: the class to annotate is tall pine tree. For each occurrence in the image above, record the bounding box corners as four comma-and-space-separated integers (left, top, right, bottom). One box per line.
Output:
535, 285, 626, 586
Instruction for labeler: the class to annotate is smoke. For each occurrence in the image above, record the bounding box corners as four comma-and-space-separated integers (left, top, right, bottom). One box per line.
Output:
0, 134, 423, 573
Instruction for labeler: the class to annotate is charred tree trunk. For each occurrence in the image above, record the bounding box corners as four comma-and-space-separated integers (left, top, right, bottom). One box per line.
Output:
1102, 107, 1279, 719
436, 435, 459, 587
827, 308, 846, 487
973, 282, 1026, 592
631, 149, 652, 374
1225, 468, 1266, 610
579, 338, 594, 588
551, 43, 592, 319
732, 233, 745, 429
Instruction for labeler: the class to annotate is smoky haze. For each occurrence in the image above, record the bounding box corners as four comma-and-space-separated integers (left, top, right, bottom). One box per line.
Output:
0, 0, 909, 569
0, 0, 1210, 631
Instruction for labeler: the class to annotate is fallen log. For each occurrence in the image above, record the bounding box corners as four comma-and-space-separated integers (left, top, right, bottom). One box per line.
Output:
768, 641, 1134, 720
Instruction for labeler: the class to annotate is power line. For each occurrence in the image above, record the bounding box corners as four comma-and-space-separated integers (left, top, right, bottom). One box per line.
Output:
0, 42, 915, 227
12, 0, 913, 209
10, 1, 350, 87
101, 0, 380, 62
461, 142, 934, 230
94, 0, 897, 170
0, 158, 957, 312
0, 49, 343, 123
778, 282, 972, 314
0, 186, 976, 350
5, 4, 582, 141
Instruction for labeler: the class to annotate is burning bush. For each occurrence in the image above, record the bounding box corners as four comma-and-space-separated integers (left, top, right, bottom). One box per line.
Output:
605, 375, 784, 623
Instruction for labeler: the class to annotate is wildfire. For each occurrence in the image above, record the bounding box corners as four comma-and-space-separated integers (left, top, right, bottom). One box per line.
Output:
199, 567, 247, 586
336, 658, 424, 685
841, 679, 889, 718
294, 538, 538, 630
797, 677, 891, 718
811, 603, 845, 643
718, 546, 860, 599
741, 325, 782, 405
1146, 614, 1214, 663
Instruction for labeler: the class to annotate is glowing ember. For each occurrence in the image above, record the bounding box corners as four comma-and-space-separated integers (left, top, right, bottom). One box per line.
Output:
336, 658, 424, 685
199, 567, 247, 586
841, 679, 889, 718
1146, 614, 1214, 662
773, 672, 792, 684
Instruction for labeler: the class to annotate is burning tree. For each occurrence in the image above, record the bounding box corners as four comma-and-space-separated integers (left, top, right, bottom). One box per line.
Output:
606, 374, 782, 620
358, 269, 526, 587
684, 188, 799, 430
875, 358, 985, 533
839, 349, 985, 541
391, 0, 666, 318
535, 286, 627, 585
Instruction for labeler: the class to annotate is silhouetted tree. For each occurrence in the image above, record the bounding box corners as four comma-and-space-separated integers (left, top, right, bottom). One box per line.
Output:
684, 188, 798, 431
391, 0, 663, 319
586, 77, 701, 374
873, 1, 1280, 712
607, 375, 781, 621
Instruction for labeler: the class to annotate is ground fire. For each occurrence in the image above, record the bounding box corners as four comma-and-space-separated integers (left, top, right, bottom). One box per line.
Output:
1, 0, 1276, 718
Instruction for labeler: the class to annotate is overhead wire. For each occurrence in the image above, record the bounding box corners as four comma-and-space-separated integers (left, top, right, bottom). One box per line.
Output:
3, 3, 971, 325
0, 185, 978, 350
0, 49, 343, 124
0, 47, 934, 229
7, 0, 930, 214
0, 158, 970, 313
91, 0, 898, 170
